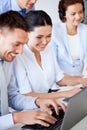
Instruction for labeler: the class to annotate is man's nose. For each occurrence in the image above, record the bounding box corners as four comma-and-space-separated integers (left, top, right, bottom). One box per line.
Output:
16, 46, 23, 54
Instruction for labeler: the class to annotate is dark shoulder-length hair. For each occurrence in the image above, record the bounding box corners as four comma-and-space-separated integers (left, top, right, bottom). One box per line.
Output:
58, 0, 84, 22
25, 10, 52, 32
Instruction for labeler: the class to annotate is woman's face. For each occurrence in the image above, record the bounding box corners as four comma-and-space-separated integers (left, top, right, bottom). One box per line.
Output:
28, 25, 52, 52
65, 3, 84, 26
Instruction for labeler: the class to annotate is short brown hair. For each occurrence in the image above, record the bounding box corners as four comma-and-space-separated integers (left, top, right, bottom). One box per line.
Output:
0, 10, 29, 32
58, 0, 84, 22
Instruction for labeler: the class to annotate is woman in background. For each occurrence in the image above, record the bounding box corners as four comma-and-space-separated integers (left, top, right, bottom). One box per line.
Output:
51, 0, 87, 76
12, 10, 85, 99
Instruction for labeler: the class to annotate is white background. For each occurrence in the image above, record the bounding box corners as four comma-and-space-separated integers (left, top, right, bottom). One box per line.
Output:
35, 0, 60, 23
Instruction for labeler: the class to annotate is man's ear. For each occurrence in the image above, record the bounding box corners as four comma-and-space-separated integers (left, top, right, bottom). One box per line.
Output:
0, 29, 3, 37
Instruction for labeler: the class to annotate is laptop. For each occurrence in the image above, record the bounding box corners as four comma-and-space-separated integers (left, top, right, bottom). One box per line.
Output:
22, 88, 87, 130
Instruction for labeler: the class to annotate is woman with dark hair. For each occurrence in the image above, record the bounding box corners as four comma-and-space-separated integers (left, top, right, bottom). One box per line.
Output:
12, 10, 84, 99
51, 0, 87, 77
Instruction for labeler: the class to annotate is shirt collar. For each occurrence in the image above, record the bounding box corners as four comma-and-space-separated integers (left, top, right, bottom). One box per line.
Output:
11, 0, 21, 11
0, 59, 4, 62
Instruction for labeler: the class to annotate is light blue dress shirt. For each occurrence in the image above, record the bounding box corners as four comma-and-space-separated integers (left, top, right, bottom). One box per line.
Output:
50, 22, 87, 76
0, 114, 14, 130
0, 60, 38, 129
12, 44, 64, 95
0, 0, 35, 15
0, 60, 14, 129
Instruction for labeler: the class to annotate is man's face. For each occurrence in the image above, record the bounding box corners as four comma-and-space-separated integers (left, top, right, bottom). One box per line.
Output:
20, 0, 37, 9
0, 28, 28, 62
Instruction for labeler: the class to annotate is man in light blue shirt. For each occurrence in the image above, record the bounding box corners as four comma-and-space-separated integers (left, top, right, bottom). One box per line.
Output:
0, 10, 65, 130
0, 0, 37, 16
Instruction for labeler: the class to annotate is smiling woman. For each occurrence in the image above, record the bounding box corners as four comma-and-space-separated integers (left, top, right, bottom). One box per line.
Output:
50, 0, 87, 77
11, 10, 84, 101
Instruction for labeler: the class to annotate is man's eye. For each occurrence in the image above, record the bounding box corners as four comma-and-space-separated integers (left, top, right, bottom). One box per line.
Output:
16, 44, 20, 47
37, 37, 42, 39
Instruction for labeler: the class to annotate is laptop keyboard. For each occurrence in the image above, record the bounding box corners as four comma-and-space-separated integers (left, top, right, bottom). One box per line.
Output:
44, 108, 64, 130
22, 109, 64, 130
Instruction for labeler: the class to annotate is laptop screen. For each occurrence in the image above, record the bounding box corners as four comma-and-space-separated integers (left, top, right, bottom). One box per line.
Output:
22, 88, 87, 130
61, 88, 87, 130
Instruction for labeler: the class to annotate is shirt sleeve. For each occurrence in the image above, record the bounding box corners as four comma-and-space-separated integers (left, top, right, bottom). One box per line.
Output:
8, 72, 38, 111
0, 0, 11, 14
55, 62, 64, 82
50, 46, 64, 82
13, 57, 33, 94
0, 114, 14, 130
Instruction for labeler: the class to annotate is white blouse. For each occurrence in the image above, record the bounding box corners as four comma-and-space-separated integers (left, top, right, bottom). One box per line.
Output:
13, 44, 64, 94
67, 34, 80, 60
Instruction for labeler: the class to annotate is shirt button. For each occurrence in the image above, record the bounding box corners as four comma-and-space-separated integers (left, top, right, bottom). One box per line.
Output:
72, 65, 75, 67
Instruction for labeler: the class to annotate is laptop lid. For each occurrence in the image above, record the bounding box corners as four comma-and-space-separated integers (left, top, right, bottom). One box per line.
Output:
60, 88, 87, 130
22, 88, 87, 130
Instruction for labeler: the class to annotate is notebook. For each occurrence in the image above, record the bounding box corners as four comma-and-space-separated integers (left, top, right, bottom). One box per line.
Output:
22, 88, 87, 130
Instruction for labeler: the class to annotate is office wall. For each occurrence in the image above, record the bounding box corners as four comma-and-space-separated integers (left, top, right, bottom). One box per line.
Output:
35, 0, 60, 23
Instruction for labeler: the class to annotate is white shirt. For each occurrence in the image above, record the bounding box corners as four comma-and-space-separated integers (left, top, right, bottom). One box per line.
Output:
13, 44, 64, 94
67, 34, 80, 60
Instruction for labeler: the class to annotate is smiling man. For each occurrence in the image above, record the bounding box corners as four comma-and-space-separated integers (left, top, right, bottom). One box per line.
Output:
0, 0, 37, 16
0, 27, 28, 62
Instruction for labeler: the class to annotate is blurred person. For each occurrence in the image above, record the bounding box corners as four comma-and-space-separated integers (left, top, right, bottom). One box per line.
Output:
0, 0, 37, 16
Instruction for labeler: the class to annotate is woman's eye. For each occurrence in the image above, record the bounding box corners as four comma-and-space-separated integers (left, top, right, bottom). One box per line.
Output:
47, 35, 51, 38
71, 13, 75, 16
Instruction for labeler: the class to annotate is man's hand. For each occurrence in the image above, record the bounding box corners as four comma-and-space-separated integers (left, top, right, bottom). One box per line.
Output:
13, 109, 57, 127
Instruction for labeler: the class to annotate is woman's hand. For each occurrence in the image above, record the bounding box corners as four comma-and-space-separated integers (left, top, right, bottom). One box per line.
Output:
80, 77, 87, 86
58, 87, 82, 98
35, 98, 66, 115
